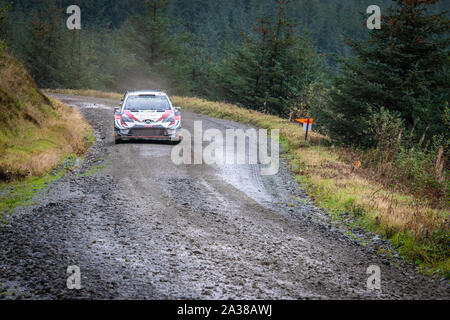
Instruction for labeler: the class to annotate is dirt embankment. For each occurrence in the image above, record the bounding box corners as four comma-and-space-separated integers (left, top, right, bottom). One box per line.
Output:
0, 53, 92, 180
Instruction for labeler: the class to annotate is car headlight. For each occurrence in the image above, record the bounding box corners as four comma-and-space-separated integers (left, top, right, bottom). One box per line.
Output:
121, 115, 133, 122
163, 116, 175, 123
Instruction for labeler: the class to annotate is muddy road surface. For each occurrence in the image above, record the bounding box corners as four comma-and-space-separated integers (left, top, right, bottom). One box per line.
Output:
0, 93, 448, 299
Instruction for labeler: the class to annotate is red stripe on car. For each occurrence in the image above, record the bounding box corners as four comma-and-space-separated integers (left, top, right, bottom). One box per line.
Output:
157, 110, 172, 122
123, 110, 141, 122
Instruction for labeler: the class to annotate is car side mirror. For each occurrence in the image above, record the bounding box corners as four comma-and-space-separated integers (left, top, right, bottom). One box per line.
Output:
174, 107, 181, 113
114, 107, 120, 114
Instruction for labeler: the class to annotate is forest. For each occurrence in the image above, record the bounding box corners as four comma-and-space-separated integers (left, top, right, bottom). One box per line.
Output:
0, 0, 449, 194
2, 0, 395, 93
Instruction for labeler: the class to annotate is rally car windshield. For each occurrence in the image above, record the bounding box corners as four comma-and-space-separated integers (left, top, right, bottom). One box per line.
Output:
124, 95, 171, 111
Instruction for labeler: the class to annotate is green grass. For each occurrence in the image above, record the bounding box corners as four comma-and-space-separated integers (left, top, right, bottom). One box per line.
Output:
0, 154, 77, 221
77, 163, 106, 177
0, 126, 96, 221
83, 125, 96, 147
294, 168, 449, 277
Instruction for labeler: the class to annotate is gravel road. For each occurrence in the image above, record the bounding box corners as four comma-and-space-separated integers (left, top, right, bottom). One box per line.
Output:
0, 93, 448, 299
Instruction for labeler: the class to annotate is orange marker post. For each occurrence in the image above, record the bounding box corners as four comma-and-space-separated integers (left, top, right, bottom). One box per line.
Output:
295, 118, 314, 141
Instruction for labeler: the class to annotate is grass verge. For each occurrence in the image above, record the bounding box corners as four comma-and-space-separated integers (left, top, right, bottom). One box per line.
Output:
47, 89, 450, 278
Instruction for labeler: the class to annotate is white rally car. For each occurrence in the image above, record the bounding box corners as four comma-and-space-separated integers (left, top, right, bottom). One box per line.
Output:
114, 90, 182, 144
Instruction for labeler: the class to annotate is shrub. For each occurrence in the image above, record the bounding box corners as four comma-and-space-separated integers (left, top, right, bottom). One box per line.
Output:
362, 108, 448, 203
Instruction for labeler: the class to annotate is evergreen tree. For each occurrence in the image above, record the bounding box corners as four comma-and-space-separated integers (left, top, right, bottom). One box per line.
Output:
0, 2, 10, 51
25, 0, 67, 87
321, 0, 449, 147
2, 0, 449, 97
0, 2, 7, 31
118, 0, 194, 94
217, 0, 325, 117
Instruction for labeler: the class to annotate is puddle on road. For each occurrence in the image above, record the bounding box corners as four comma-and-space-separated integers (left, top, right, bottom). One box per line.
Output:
217, 163, 274, 206
78, 103, 112, 110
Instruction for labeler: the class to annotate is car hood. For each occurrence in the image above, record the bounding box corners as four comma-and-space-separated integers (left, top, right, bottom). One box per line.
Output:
123, 110, 172, 122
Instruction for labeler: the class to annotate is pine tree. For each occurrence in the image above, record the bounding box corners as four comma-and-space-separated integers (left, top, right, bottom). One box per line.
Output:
322, 0, 449, 147
0, 2, 10, 51
25, 0, 67, 87
217, 0, 325, 117
118, 0, 195, 93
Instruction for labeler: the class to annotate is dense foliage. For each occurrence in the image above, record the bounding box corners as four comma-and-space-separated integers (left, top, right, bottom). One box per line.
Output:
311, 0, 449, 202
215, 1, 327, 118
319, 0, 449, 149
0, 2, 9, 50
0, 0, 408, 91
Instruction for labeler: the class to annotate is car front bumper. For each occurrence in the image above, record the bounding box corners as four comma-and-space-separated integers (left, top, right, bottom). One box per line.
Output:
114, 126, 182, 142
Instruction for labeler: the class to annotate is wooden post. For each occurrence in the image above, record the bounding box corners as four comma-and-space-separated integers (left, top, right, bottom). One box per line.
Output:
305, 118, 310, 141
295, 118, 314, 142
